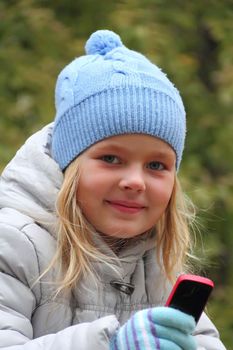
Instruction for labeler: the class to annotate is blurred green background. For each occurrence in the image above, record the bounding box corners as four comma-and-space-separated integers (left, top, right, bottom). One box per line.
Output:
0, 0, 232, 347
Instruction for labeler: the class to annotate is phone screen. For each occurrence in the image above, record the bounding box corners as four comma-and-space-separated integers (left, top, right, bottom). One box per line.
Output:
167, 279, 213, 323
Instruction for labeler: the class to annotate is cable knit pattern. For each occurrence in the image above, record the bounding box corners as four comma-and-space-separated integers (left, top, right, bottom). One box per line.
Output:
52, 30, 186, 170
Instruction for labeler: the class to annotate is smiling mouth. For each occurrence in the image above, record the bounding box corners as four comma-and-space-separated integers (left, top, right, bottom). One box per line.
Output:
105, 200, 146, 214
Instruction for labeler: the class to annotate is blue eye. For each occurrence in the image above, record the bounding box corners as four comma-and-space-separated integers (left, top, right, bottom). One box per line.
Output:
147, 161, 165, 170
101, 155, 119, 164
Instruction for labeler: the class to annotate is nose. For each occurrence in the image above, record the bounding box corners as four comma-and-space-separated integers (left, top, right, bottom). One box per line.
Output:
119, 167, 146, 192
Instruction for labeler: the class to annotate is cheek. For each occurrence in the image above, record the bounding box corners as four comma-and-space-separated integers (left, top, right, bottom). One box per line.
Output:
76, 172, 107, 203
149, 178, 174, 206
163, 183, 174, 202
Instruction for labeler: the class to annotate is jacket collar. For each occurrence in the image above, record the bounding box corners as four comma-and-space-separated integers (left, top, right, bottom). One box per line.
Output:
0, 123, 62, 235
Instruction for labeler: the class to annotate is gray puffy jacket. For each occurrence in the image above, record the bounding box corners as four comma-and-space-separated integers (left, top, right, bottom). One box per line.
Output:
0, 124, 226, 349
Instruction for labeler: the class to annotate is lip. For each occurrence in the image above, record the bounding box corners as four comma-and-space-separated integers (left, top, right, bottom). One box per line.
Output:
105, 200, 146, 214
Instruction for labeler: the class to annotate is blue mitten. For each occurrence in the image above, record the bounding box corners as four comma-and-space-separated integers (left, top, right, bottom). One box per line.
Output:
110, 307, 197, 350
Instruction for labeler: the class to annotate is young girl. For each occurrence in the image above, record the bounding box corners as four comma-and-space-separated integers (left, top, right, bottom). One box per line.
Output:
0, 30, 226, 349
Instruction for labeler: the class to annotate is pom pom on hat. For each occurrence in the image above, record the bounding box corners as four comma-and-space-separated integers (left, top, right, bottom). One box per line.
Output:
85, 29, 123, 55
52, 29, 186, 171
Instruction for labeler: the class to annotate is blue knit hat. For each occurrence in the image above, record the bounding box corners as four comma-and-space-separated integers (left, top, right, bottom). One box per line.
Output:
52, 29, 186, 170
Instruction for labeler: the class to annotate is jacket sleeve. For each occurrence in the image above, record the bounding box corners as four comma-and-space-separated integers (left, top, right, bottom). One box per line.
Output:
0, 308, 118, 350
0, 219, 119, 349
0, 272, 118, 350
194, 312, 226, 350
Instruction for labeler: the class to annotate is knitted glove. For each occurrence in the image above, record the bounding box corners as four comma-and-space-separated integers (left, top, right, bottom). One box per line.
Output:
110, 307, 197, 350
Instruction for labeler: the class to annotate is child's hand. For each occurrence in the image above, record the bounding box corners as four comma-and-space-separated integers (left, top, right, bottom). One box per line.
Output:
110, 306, 197, 350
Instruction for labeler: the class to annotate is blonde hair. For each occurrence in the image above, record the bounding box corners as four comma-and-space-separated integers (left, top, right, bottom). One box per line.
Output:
43, 156, 197, 296
156, 178, 197, 280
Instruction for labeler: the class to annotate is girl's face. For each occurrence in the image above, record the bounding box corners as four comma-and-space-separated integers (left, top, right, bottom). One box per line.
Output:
77, 134, 176, 240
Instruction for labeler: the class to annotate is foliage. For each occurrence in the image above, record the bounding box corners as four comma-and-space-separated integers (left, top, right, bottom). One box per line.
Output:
0, 0, 232, 347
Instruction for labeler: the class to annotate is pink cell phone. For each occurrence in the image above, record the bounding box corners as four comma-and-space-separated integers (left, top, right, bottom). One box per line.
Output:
165, 274, 214, 323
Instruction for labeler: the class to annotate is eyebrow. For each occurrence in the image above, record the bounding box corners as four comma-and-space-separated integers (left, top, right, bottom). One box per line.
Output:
91, 142, 175, 160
